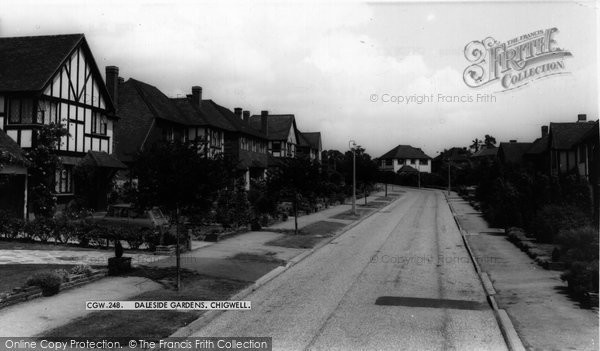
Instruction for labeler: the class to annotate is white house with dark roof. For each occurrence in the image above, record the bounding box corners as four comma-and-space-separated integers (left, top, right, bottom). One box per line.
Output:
248, 111, 299, 159
378, 144, 432, 173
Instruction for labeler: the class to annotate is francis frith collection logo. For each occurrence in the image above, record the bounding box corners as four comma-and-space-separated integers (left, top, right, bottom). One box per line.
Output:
463, 28, 572, 91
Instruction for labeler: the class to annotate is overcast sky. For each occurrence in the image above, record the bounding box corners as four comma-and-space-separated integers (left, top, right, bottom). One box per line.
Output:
1, 0, 598, 157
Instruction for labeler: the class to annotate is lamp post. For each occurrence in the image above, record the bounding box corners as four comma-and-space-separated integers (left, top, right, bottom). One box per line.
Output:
349, 140, 357, 215
417, 160, 421, 189
447, 158, 451, 196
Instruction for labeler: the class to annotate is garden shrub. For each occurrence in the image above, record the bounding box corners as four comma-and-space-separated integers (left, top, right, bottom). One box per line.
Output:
26, 271, 63, 296
0, 210, 24, 239
532, 205, 592, 243
70, 264, 93, 276
556, 226, 599, 264
24, 217, 56, 243
53, 269, 70, 282
561, 260, 599, 297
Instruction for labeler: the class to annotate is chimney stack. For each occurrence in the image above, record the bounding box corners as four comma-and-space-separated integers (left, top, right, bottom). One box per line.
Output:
234, 107, 243, 119
243, 110, 250, 122
577, 114, 587, 122
261, 110, 269, 137
541, 125, 548, 137
191, 86, 202, 108
105, 66, 119, 108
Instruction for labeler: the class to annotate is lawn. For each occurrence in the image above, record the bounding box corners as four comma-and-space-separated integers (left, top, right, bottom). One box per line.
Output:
266, 221, 346, 249
40, 267, 249, 339
329, 209, 371, 220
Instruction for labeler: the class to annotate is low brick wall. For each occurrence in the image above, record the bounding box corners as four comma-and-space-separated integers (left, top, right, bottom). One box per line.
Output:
0, 270, 107, 309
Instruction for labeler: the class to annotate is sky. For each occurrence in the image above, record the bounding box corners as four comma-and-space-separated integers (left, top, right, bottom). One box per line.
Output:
1, 0, 598, 158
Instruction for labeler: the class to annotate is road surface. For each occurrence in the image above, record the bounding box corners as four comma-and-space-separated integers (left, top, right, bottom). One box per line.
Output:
192, 188, 507, 350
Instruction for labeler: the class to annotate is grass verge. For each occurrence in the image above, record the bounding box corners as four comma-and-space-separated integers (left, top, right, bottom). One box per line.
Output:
266, 221, 346, 249
39, 267, 248, 339
0, 264, 100, 294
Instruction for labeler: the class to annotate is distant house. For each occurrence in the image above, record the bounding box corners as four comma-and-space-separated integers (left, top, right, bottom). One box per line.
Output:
524, 126, 550, 172
548, 114, 598, 176
248, 112, 299, 160
297, 132, 322, 162
378, 145, 432, 173
0, 129, 28, 218
432, 147, 471, 172
497, 141, 533, 166
471, 146, 498, 161
0, 34, 124, 211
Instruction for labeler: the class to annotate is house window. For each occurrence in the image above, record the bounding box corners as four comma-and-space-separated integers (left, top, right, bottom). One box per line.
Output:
410, 159, 415, 164
385, 159, 393, 166
272, 142, 281, 153
8, 98, 34, 124
165, 127, 174, 141
91, 112, 107, 135
54, 166, 73, 194
420, 159, 428, 165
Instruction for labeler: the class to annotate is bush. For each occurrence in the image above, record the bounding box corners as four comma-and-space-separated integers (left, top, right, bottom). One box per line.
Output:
53, 269, 70, 282
26, 271, 63, 296
556, 226, 599, 264
23, 217, 56, 243
0, 210, 24, 239
70, 264, 93, 276
561, 260, 599, 296
532, 205, 592, 243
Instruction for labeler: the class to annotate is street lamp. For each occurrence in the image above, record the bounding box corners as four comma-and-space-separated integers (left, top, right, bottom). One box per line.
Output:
447, 158, 451, 196
417, 160, 421, 189
349, 140, 357, 215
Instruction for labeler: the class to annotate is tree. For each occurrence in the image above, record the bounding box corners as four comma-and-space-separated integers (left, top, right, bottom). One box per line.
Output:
484, 135, 497, 148
470, 138, 482, 153
25, 123, 69, 217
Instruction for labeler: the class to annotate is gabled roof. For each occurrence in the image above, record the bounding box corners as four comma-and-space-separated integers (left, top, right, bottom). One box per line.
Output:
0, 34, 114, 112
471, 146, 498, 158
498, 142, 532, 164
248, 114, 297, 141
380, 145, 431, 160
81, 151, 127, 169
526, 135, 549, 155
0, 34, 83, 92
299, 132, 322, 150
209, 101, 266, 138
550, 121, 597, 150
0, 129, 27, 166
128, 79, 192, 125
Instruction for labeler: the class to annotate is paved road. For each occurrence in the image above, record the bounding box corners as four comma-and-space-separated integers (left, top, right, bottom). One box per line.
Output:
192, 189, 507, 350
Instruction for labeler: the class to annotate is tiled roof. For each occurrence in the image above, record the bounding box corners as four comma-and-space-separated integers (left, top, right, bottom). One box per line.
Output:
0, 34, 83, 92
299, 132, 322, 150
248, 114, 296, 141
550, 121, 597, 150
471, 146, 498, 158
209, 102, 266, 138
82, 151, 127, 169
0, 129, 27, 166
526, 135, 549, 155
380, 145, 431, 160
498, 142, 532, 164
130, 79, 192, 125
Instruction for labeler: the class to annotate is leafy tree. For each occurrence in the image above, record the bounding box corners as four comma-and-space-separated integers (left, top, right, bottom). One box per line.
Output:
469, 138, 482, 153
484, 134, 497, 148
25, 123, 69, 217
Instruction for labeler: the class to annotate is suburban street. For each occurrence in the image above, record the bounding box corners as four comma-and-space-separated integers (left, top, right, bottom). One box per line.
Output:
192, 189, 507, 350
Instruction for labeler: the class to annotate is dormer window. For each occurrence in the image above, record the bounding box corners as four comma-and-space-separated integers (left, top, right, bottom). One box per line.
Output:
8, 98, 34, 124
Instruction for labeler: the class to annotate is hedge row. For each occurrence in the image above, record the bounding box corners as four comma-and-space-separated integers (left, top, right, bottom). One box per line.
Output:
0, 210, 175, 251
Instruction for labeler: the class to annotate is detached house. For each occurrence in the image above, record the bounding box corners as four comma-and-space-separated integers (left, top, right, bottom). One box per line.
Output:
0, 34, 124, 212
248, 112, 299, 160
548, 114, 598, 177
298, 132, 322, 162
378, 145, 432, 173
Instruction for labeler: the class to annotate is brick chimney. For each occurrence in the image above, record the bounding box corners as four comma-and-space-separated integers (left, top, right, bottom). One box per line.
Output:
541, 125, 548, 137
234, 107, 243, 119
243, 110, 250, 122
191, 86, 202, 108
105, 66, 119, 108
577, 114, 587, 122
261, 110, 269, 137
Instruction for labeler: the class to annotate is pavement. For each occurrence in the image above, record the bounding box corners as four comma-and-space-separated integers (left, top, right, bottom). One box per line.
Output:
447, 194, 599, 351
0, 277, 161, 337
191, 188, 508, 350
